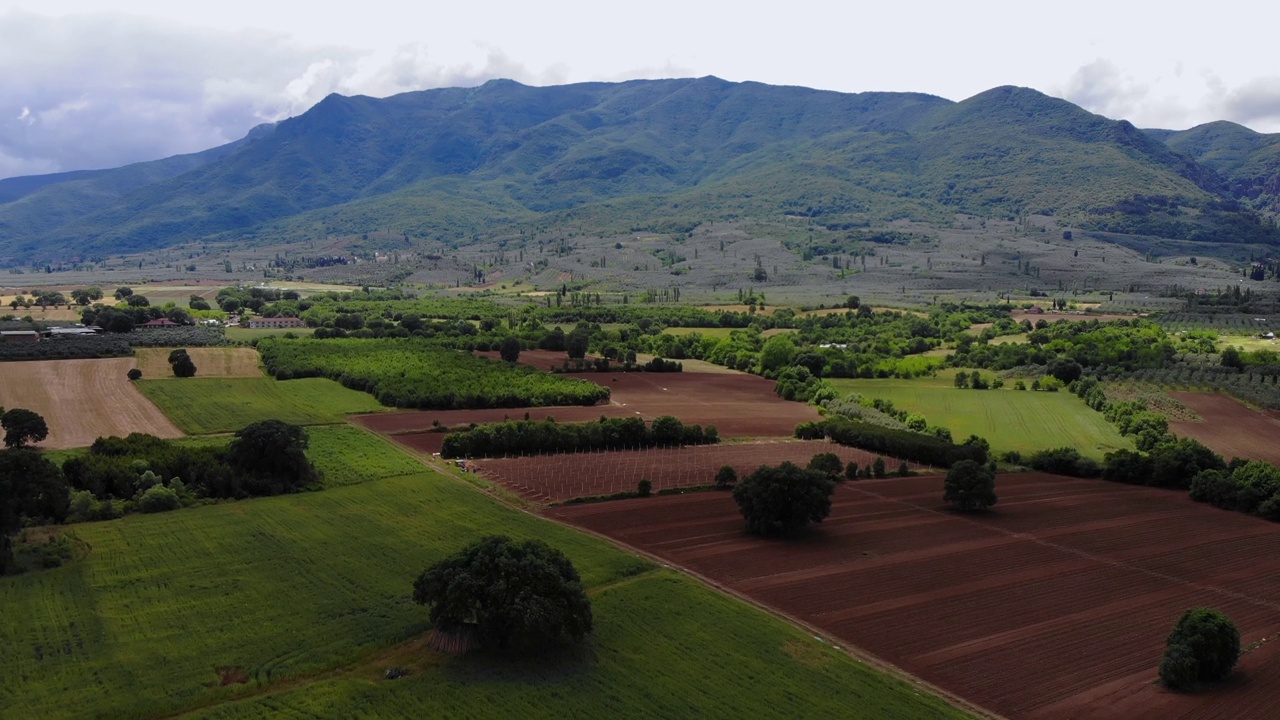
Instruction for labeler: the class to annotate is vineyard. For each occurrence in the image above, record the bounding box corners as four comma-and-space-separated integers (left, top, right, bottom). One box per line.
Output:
257, 337, 610, 409
1156, 312, 1277, 333
1119, 364, 1280, 409
473, 440, 917, 503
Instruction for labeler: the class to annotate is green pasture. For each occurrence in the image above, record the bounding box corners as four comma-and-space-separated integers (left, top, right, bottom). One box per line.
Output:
1218, 334, 1280, 353
829, 371, 1132, 459
137, 377, 385, 434
305, 425, 426, 489
225, 326, 316, 342
2, 462, 969, 719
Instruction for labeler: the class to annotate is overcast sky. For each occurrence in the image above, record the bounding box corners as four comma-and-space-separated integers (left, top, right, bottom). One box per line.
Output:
2, 0, 1279, 179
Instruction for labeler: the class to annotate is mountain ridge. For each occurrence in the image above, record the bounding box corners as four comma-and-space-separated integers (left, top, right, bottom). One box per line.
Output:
1, 78, 1277, 263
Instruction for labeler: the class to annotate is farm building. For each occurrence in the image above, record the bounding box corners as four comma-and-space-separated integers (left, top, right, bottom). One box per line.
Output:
139, 318, 180, 329
0, 330, 39, 343
245, 317, 305, 329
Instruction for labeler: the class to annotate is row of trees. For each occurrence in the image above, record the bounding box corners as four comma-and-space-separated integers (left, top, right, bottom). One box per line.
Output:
795, 416, 988, 468
440, 416, 718, 459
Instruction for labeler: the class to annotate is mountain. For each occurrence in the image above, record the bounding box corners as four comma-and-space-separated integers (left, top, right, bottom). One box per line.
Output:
1155, 121, 1280, 213
1, 77, 1277, 264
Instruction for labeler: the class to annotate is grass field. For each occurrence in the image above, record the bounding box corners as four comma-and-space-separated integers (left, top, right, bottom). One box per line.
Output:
1, 455, 969, 719
829, 371, 1132, 458
133, 347, 264, 379
137, 377, 386, 434
305, 425, 427, 488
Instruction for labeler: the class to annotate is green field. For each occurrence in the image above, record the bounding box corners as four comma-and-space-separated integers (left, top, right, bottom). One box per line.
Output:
305, 425, 427, 488
2, 444, 969, 719
137, 377, 386, 434
830, 370, 1132, 459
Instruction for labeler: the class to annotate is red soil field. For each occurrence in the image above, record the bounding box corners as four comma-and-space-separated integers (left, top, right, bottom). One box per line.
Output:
550, 473, 1280, 720
473, 349, 593, 371
356, 366, 819, 444
1168, 391, 1280, 466
470, 440, 914, 503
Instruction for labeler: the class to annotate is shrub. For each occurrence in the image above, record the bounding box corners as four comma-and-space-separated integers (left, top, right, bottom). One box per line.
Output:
872, 456, 887, 478
637, 479, 652, 497
127, 368, 142, 381
714, 465, 737, 489
844, 461, 859, 481
807, 452, 844, 479
1027, 447, 1101, 478
944, 460, 997, 511
137, 485, 181, 513
1159, 607, 1240, 691
732, 462, 834, 536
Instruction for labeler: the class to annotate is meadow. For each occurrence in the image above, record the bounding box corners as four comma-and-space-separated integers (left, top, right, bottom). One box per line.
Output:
1, 433, 969, 720
133, 347, 264, 379
136, 377, 386, 434
829, 371, 1132, 459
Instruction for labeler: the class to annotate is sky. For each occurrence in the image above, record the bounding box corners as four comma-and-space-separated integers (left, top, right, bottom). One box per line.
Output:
2, 0, 1278, 179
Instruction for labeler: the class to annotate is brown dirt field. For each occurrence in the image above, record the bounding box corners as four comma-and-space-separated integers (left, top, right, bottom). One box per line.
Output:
1168, 392, 1280, 465
133, 347, 265, 379
472, 440, 915, 503
550, 473, 1280, 720
0, 358, 182, 448
473, 349, 596, 372
360, 365, 818, 442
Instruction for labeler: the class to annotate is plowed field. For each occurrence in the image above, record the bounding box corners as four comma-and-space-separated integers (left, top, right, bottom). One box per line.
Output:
358, 369, 818, 447
473, 440, 915, 503
0, 358, 181, 448
550, 473, 1280, 720
1168, 391, 1280, 465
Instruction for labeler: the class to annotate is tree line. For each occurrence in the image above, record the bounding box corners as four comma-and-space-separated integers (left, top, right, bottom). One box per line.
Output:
441, 416, 718, 458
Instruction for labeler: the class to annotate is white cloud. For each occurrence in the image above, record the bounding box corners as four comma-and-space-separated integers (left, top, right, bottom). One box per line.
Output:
0, 12, 561, 179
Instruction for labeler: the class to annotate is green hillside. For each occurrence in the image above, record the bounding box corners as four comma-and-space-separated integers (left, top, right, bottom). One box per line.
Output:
2, 77, 1278, 263
1160, 120, 1280, 214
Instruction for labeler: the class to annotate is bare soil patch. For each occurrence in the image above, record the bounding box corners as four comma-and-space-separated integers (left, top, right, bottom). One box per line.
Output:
551, 473, 1280, 720
1169, 391, 1280, 465
133, 347, 264, 379
360, 365, 817, 443
0, 358, 182, 448
474, 440, 913, 503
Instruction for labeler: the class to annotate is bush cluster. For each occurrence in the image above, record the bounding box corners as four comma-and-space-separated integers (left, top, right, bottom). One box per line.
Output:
441, 416, 717, 458
796, 416, 986, 468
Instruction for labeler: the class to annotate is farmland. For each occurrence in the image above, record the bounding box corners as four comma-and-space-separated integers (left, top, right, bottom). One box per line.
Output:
133, 347, 264, 379
473, 440, 915, 503
257, 337, 610, 409
0, 358, 181, 448
0, 451, 969, 719
224, 326, 316, 342
551, 472, 1280, 720
136, 377, 386, 434
1167, 391, 1280, 465
829, 372, 1131, 458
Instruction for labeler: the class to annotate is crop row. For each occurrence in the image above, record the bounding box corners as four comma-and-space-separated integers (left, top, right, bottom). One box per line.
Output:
257, 337, 610, 409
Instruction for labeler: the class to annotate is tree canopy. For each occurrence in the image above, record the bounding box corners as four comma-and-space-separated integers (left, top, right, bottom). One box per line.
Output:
732, 461, 834, 536
227, 420, 320, 494
944, 460, 998, 512
412, 535, 593, 652
2, 408, 49, 449
0, 449, 70, 573
1159, 607, 1240, 691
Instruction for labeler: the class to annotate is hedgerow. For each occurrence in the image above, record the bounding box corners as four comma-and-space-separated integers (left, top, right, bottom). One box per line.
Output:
257, 337, 610, 409
795, 416, 986, 467
441, 416, 718, 458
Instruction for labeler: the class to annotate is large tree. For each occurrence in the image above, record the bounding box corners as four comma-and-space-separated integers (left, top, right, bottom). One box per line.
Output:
1159, 607, 1240, 691
226, 420, 319, 494
944, 460, 998, 512
412, 535, 593, 652
0, 449, 70, 573
2, 408, 49, 449
732, 462, 834, 536
499, 336, 522, 363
